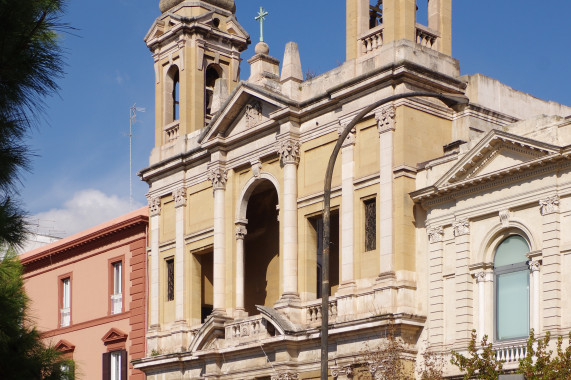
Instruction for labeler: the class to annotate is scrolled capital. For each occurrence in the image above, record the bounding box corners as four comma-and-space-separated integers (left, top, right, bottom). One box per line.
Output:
277, 139, 301, 166
148, 196, 161, 216
529, 261, 541, 272
427, 226, 444, 243
208, 167, 228, 190
453, 219, 470, 237
539, 195, 560, 216
172, 186, 187, 208
375, 105, 396, 134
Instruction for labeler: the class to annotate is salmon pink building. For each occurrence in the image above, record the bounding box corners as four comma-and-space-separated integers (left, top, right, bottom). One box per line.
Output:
21, 207, 148, 380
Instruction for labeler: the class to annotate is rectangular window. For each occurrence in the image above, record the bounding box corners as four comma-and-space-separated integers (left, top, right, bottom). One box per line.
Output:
166, 258, 174, 302
310, 211, 339, 298
111, 261, 123, 314
60, 277, 71, 327
364, 198, 376, 251
103, 350, 127, 380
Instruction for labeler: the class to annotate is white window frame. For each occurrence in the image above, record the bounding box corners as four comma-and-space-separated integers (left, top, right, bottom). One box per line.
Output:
60, 278, 71, 327
111, 261, 123, 314
110, 351, 121, 380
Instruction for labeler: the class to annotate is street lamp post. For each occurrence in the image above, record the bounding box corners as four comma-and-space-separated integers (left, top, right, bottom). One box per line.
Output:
320, 91, 468, 380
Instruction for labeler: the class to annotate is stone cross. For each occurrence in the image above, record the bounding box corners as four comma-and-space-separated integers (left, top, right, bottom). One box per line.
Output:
254, 6, 269, 42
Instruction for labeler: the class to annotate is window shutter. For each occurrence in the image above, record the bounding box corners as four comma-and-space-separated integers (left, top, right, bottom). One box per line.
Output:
120, 349, 127, 379
102, 352, 111, 380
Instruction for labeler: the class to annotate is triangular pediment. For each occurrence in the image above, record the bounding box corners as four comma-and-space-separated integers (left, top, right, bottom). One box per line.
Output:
435, 130, 560, 187
54, 339, 75, 353
201, 84, 293, 145
101, 328, 128, 345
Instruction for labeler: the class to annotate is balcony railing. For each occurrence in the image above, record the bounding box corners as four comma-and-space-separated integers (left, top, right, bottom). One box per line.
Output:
303, 298, 337, 325
163, 120, 180, 143
415, 23, 439, 49
494, 339, 528, 363
60, 307, 70, 327
360, 25, 384, 55
111, 293, 123, 314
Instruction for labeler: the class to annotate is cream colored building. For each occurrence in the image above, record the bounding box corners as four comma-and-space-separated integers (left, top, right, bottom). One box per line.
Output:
134, 0, 571, 378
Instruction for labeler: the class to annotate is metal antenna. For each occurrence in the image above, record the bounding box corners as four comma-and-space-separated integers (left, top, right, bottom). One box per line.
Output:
129, 104, 146, 209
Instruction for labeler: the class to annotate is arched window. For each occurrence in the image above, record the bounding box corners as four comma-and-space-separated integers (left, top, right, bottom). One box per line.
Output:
172, 70, 179, 121
165, 65, 180, 124
494, 235, 530, 341
205, 65, 221, 118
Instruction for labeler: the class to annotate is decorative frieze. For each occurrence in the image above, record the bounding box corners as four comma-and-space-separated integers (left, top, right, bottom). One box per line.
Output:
337, 121, 356, 146
148, 196, 161, 216
499, 209, 511, 227
539, 196, 559, 215
172, 187, 187, 208
208, 167, 228, 190
245, 100, 263, 128
453, 219, 470, 237
277, 139, 301, 166
375, 105, 396, 134
427, 226, 444, 243
332, 364, 354, 379
271, 373, 299, 380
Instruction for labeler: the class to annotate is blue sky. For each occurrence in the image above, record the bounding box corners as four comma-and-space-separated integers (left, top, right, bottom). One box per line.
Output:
21, 0, 571, 237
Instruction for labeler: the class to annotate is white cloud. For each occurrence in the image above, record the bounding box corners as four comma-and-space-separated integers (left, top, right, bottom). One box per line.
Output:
31, 189, 144, 237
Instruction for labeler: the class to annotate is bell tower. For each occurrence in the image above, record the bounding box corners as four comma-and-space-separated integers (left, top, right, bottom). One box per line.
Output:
145, 0, 250, 154
346, 0, 452, 61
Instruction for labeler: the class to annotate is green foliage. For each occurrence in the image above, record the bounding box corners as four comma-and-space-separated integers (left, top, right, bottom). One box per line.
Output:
0, 0, 69, 247
518, 329, 571, 380
0, 250, 75, 379
450, 330, 503, 380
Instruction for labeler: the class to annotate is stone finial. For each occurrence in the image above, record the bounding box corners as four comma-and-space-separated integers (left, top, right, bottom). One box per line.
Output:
427, 226, 444, 243
281, 42, 303, 83
453, 219, 470, 237
172, 187, 187, 208
148, 196, 161, 216
159, 0, 235, 13
375, 105, 396, 134
208, 167, 228, 190
539, 196, 560, 215
277, 139, 301, 166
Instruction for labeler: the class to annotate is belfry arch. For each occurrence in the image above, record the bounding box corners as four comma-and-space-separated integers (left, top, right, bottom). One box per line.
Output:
235, 176, 280, 316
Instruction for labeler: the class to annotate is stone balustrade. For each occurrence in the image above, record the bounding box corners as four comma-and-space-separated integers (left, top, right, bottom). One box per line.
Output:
359, 25, 384, 55
415, 24, 439, 49
111, 293, 123, 314
163, 120, 180, 143
494, 339, 527, 364
225, 315, 269, 344
60, 307, 70, 327
303, 298, 337, 325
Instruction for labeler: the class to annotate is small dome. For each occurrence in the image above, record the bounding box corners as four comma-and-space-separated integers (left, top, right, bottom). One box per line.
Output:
254, 41, 269, 55
159, 0, 235, 13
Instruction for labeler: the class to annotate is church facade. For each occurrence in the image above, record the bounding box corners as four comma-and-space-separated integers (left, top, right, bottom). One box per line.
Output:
134, 0, 571, 378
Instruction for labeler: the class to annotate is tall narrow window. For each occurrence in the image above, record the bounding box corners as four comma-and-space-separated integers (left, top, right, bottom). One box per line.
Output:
103, 350, 127, 380
172, 70, 179, 121
312, 212, 339, 298
111, 261, 123, 314
110, 351, 121, 380
494, 235, 530, 341
166, 258, 174, 302
60, 277, 71, 327
205, 65, 221, 119
364, 198, 376, 251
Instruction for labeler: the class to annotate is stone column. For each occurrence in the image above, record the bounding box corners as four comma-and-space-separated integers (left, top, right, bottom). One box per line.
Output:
540, 196, 560, 330
453, 219, 473, 345
427, 226, 444, 347
376, 106, 395, 275
235, 223, 247, 317
529, 260, 541, 333
148, 196, 161, 327
277, 139, 300, 300
173, 187, 187, 321
475, 271, 486, 341
339, 123, 356, 285
209, 167, 228, 315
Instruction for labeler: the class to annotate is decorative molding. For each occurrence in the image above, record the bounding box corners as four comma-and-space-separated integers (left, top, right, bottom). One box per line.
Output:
271, 373, 299, 380
251, 159, 262, 178
172, 187, 187, 208
539, 195, 560, 216
529, 261, 541, 272
453, 219, 470, 237
101, 327, 128, 346
337, 121, 356, 146
148, 196, 161, 216
427, 226, 444, 243
277, 139, 301, 166
208, 167, 228, 190
375, 105, 396, 134
332, 364, 354, 378
235, 225, 247, 240
245, 100, 263, 128
499, 209, 511, 227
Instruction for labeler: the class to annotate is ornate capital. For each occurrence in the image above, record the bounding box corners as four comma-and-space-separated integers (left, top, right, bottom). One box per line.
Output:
172, 187, 187, 208
148, 196, 161, 216
475, 271, 487, 283
539, 196, 559, 216
375, 105, 396, 134
453, 219, 470, 237
271, 373, 299, 380
277, 139, 301, 166
499, 209, 511, 227
529, 261, 541, 272
208, 167, 228, 190
251, 159, 262, 178
427, 226, 444, 243
235, 225, 247, 240
337, 121, 356, 146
